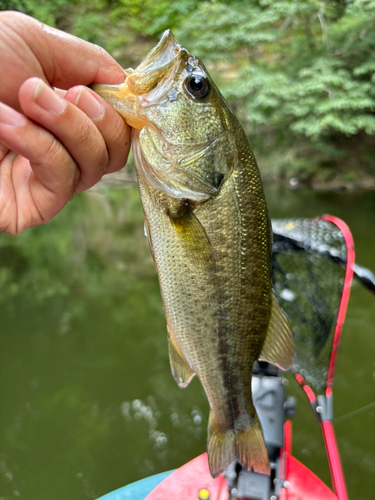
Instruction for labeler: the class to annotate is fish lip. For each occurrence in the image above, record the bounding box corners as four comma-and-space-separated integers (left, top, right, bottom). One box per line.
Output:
124, 30, 185, 97
91, 31, 188, 128
137, 30, 182, 73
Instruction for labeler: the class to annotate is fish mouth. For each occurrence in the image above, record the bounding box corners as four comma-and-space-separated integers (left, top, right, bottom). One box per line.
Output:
92, 30, 185, 130
130, 29, 182, 93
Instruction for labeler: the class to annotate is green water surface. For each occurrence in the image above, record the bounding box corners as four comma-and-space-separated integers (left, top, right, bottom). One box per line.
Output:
0, 186, 374, 499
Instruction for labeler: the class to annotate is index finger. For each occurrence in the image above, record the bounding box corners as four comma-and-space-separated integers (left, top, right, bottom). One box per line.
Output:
1, 12, 126, 90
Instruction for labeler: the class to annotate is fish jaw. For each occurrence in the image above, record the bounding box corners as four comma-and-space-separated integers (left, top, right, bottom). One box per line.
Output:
91, 81, 147, 130
135, 30, 181, 73
91, 30, 184, 131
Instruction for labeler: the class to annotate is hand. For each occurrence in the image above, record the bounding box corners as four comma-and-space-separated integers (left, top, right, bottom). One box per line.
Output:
0, 11, 131, 234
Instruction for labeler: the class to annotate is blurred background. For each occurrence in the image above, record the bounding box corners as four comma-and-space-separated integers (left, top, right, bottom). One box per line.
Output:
0, 1, 374, 499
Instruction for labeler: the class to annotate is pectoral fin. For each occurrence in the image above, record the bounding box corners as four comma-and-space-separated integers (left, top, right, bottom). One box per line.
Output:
259, 295, 295, 370
169, 206, 213, 268
167, 327, 195, 388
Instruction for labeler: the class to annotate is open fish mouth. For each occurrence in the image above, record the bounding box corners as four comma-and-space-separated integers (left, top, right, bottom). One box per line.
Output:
126, 30, 182, 95
92, 30, 188, 129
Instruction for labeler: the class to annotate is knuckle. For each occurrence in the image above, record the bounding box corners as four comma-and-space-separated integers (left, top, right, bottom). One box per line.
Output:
78, 122, 108, 175
0, 224, 17, 235
0, 213, 17, 234
76, 120, 96, 149
93, 44, 108, 58
31, 135, 76, 194
79, 121, 107, 161
71, 121, 108, 187
42, 136, 64, 164
93, 44, 112, 65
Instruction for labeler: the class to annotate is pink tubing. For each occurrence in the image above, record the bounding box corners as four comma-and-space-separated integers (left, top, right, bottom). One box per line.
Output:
294, 216, 354, 500
295, 374, 317, 404
321, 420, 348, 500
321, 215, 355, 390
320, 215, 354, 500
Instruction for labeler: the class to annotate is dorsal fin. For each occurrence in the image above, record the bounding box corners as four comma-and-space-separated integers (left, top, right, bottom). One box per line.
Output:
259, 295, 295, 370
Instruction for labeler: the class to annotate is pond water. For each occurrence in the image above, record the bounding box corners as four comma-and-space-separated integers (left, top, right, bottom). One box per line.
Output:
0, 186, 374, 500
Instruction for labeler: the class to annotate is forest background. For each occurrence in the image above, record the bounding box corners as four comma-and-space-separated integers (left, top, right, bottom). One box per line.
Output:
2, 0, 375, 189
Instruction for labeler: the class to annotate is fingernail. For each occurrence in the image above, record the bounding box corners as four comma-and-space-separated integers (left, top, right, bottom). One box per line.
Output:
75, 88, 104, 119
0, 102, 27, 127
34, 80, 67, 115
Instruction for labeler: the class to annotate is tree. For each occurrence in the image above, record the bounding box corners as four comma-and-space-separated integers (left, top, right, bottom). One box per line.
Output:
2, 0, 375, 184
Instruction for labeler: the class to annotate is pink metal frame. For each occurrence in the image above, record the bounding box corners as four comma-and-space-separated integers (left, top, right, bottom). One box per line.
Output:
321, 215, 355, 391
321, 420, 348, 500
293, 215, 355, 500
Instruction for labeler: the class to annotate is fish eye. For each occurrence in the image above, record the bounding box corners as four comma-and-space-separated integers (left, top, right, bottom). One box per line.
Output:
185, 76, 210, 98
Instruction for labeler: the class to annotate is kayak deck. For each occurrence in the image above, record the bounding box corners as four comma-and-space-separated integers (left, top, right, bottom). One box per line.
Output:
97, 452, 336, 500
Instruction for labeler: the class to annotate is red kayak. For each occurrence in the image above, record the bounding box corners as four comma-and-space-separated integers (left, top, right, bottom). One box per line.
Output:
145, 427, 337, 500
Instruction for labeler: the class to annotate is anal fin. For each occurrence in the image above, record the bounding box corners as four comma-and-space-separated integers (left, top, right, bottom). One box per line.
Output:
167, 327, 195, 388
259, 295, 295, 370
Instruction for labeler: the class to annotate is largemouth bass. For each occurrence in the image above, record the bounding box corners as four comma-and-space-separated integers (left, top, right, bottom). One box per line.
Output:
93, 31, 294, 478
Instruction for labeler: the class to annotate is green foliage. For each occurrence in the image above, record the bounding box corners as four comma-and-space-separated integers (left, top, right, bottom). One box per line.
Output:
109, 0, 199, 36
2, 0, 375, 182
175, 0, 375, 179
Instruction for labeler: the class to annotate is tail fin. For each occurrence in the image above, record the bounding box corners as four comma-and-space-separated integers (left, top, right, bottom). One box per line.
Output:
234, 415, 270, 476
207, 413, 270, 478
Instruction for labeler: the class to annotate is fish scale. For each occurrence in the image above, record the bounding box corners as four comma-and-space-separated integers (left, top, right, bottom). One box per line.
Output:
136, 123, 271, 443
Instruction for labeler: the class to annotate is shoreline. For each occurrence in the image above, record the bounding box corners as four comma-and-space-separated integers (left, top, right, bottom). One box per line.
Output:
92, 169, 375, 193
262, 175, 375, 192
